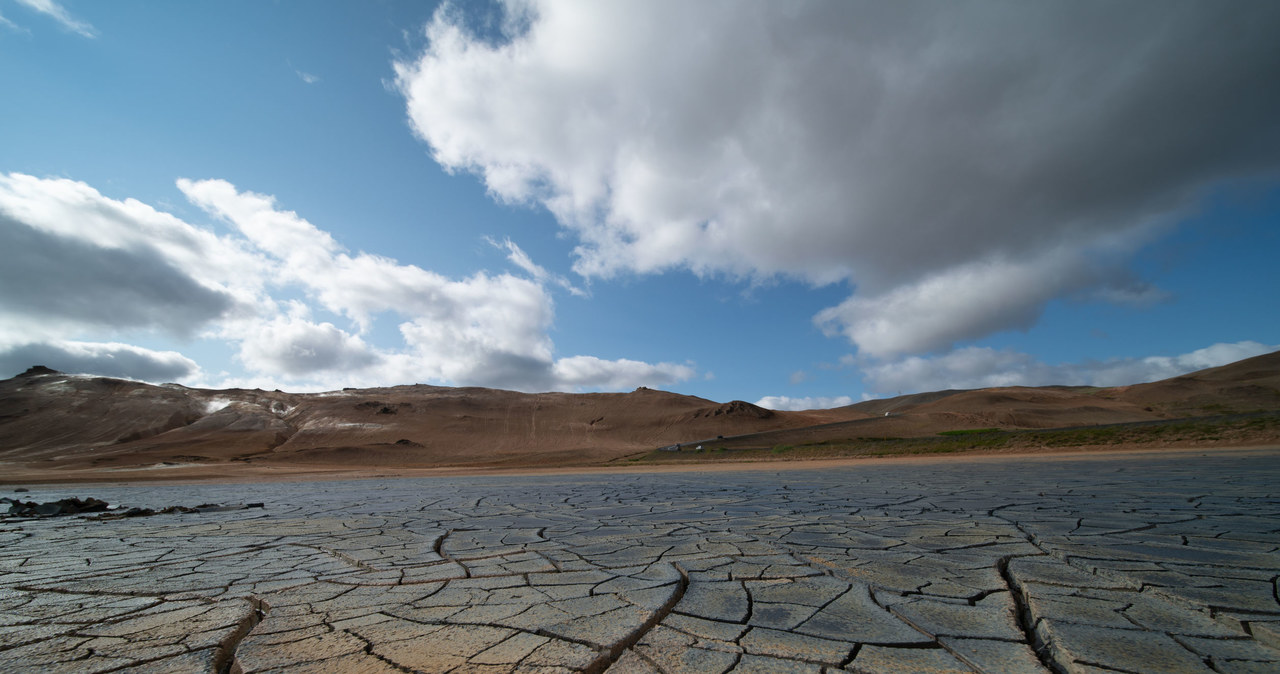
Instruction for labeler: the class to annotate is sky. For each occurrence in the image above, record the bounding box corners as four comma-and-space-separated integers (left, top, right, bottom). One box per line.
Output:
1, 0, 1278, 409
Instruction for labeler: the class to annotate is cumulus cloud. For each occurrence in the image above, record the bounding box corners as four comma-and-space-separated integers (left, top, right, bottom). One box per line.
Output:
756, 395, 855, 412
0, 174, 257, 342
860, 341, 1278, 396
0, 173, 693, 392
0, 212, 235, 339
15, 0, 96, 37
0, 340, 200, 382
815, 251, 1083, 357
395, 0, 1280, 355
551, 356, 694, 391
811, 246, 1171, 357
178, 177, 694, 392
179, 179, 556, 334
180, 178, 561, 383
235, 310, 381, 378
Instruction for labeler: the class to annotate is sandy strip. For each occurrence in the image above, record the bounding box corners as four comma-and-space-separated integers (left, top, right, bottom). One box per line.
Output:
1, 444, 1276, 487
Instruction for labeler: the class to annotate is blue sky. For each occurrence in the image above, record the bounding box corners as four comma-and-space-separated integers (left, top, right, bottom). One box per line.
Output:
1, 0, 1277, 409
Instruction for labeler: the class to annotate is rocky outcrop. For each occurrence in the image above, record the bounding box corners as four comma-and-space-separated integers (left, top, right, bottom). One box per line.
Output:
2, 496, 108, 516
694, 400, 775, 419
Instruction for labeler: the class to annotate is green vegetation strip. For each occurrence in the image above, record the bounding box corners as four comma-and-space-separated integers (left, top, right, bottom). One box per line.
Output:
937, 428, 1001, 436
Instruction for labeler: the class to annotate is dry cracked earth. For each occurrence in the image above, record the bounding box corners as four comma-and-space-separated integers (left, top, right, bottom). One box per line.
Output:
2, 450, 1279, 673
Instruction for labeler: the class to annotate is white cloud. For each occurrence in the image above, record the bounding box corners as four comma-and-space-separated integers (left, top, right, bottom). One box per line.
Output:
179, 179, 554, 336
395, 1, 1280, 355
551, 356, 694, 391
235, 309, 380, 378
814, 251, 1086, 358
810, 247, 1172, 358
178, 177, 694, 392
0, 340, 200, 383
178, 178, 338, 267
756, 395, 855, 412
15, 0, 95, 37
860, 341, 1278, 396
0, 173, 693, 392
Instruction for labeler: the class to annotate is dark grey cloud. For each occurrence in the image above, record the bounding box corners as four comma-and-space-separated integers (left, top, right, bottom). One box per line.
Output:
0, 214, 235, 336
782, 2, 1280, 287
0, 340, 199, 382
455, 350, 559, 392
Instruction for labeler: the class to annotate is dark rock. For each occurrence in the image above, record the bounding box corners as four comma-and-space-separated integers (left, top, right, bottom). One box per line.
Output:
13, 488, 27, 493
4, 497, 109, 517
86, 502, 263, 520
19, 365, 60, 377
6, 497, 265, 521
355, 401, 403, 414
695, 400, 775, 419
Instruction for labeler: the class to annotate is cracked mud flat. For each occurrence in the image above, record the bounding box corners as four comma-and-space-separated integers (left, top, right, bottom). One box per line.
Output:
1, 450, 1278, 673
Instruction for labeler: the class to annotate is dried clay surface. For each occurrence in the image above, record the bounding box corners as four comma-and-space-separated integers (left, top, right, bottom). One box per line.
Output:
2, 450, 1278, 673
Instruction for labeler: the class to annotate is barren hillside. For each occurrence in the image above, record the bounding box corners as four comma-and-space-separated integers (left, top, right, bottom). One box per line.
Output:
1, 350, 1277, 480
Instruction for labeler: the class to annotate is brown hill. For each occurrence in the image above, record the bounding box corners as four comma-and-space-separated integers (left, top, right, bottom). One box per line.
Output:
0, 371, 816, 474
1107, 350, 1280, 416
1, 351, 1277, 479
675, 351, 1280, 451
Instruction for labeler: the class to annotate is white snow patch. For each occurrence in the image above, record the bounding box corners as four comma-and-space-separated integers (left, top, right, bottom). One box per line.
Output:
304, 418, 384, 430
107, 463, 201, 472
42, 380, 75, 394
203, 398, 232, 415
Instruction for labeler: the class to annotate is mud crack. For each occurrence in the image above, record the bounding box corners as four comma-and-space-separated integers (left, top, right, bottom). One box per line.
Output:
584, 563, 689, 674
215, 595, 268, 674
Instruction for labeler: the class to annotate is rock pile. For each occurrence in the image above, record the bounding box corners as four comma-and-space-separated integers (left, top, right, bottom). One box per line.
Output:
1, 496, 108, 517
1, 497, 265, 520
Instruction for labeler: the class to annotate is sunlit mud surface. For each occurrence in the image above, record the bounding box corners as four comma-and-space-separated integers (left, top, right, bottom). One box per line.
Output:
2, 451, 1278, 673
